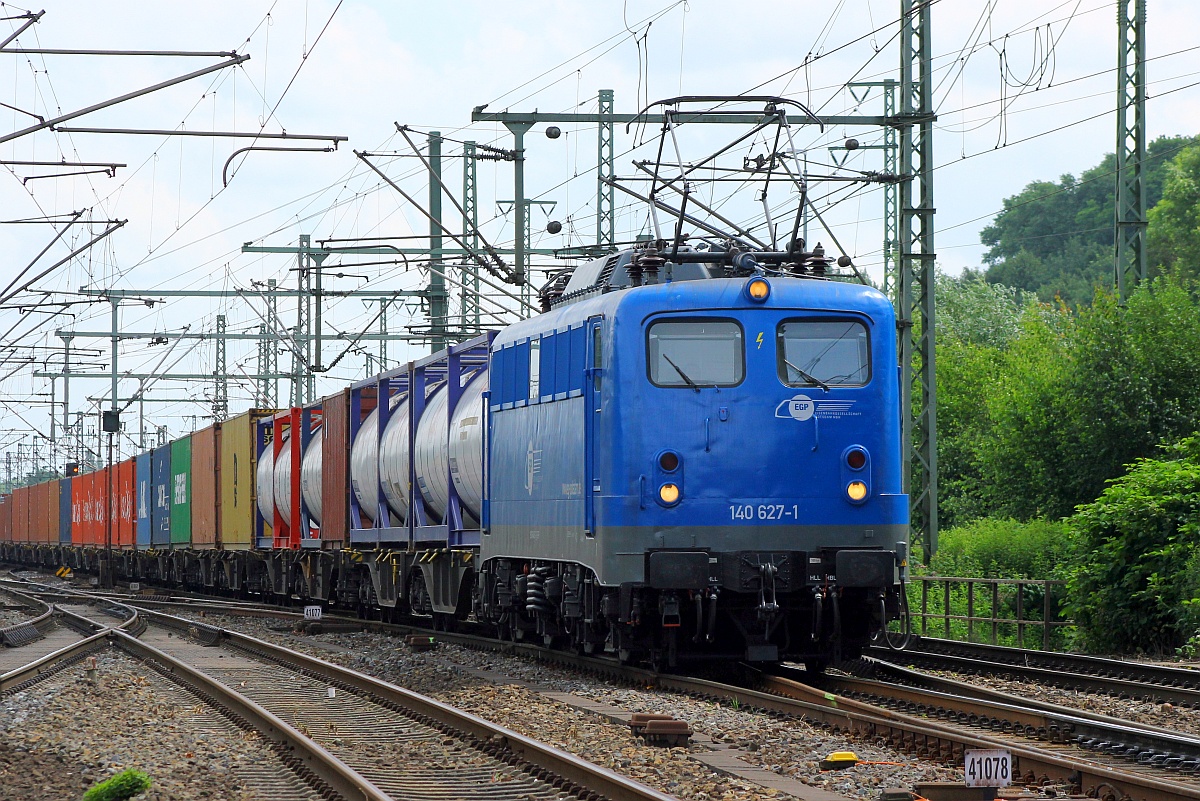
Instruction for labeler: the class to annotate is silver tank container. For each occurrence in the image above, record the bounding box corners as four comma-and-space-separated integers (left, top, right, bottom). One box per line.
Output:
256, 438, 276, 523
412, 372, 486, 524
273, 434, 293, 524
350, 394, 402, 523
300, 427, 323, 525
378, 392, 416, 522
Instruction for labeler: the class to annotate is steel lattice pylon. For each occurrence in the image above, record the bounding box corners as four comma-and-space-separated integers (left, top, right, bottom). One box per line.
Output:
899, 0, 938, 563
462, 141, 481, 332
1115, 0, 1147, 301
597, 89, 615, 251
213, 314, 227, 421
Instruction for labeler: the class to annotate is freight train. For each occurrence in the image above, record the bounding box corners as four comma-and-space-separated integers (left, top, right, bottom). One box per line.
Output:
0, 240, 909, 669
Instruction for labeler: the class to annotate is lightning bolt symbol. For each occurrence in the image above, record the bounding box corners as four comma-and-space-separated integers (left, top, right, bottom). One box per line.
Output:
756, 332, 764, 349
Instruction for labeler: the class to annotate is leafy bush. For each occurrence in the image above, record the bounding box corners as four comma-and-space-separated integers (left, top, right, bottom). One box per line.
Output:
82, 769, 151, 801
1066, 436, 1200, 654
927, 518, 1070, 579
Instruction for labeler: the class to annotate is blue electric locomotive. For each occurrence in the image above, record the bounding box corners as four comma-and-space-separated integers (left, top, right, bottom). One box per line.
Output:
477, 244, 908, 667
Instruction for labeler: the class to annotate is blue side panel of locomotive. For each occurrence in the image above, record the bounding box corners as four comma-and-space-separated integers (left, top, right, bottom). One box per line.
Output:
485, 299, 605, 567
136, 451, 152, 549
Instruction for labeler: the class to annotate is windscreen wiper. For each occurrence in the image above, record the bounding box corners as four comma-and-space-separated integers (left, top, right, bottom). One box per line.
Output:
662, 353, 701, 392
782, 356, 829, 392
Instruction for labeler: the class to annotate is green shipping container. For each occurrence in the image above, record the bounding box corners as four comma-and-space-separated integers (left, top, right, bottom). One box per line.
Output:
170, 435, 193, 546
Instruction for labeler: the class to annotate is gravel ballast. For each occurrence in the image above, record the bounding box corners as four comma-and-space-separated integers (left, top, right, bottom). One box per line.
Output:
0, 649, 321, 801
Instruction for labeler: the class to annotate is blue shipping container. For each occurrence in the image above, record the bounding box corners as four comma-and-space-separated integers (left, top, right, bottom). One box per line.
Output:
151, 446, 171, 548
136, 452, 152, 549
58, 476, 72, 544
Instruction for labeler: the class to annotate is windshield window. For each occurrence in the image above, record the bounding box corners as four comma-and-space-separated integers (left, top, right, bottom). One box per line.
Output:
647, 319, 744, 388
777, 319, 870, 387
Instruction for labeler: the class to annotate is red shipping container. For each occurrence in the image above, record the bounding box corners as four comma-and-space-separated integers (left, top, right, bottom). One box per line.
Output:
82, 471, 99, 546
95, 467, 115, 548
74, 472, 89, 546
71, 473, 84, 545
118, 459, 136, 548
191, 425, 220, 548
73, 472, 88, 546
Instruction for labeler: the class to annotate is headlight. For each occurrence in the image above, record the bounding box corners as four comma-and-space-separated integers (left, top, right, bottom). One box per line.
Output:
745, 277, 770, 302
659, 483, 680, 504
846, 481, 868, 502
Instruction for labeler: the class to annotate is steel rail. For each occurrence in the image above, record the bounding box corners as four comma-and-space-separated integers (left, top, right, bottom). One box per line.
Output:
54, 597, 145, 637
0, 629, 108, 693
137, 605, 678, 801
851, 656, 1198, 736
809, 664, 1200, 764
0, 583, 54, 644
868, 639, 1200, 706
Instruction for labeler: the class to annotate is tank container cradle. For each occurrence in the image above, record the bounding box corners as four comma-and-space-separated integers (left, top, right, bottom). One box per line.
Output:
265, 406, 322, 550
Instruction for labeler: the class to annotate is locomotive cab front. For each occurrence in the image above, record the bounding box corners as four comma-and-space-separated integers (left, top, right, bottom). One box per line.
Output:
607, 275, 908, 665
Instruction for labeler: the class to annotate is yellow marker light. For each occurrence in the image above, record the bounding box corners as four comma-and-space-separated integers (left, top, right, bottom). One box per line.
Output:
846, 481, 868, 501
659, 483, 680, 504
745, 278, 771, 302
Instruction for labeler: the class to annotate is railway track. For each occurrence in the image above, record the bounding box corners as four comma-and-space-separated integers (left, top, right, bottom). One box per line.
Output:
24, 570, 1200, 801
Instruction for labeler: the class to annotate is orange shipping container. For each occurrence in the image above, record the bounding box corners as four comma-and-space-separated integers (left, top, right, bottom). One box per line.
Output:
26, 482, 40, 543
191, 425, 220, 548
27, 483, 39, 544
12, 485, 29, 543
0, 495, 11, 543
31, 482, 43, 543
107, 467, 120, 547
321, 391, 349, 545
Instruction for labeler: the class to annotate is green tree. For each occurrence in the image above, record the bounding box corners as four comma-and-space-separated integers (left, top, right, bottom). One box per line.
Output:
934, 271, 1031, 526
980, 135, 1194, 305
1148, 145, 1200, 275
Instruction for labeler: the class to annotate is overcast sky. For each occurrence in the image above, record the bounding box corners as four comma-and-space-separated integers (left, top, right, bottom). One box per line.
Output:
1, 0, 1197, 469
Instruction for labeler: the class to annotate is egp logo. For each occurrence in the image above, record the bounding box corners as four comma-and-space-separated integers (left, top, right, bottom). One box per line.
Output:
775, 394, 815, 421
